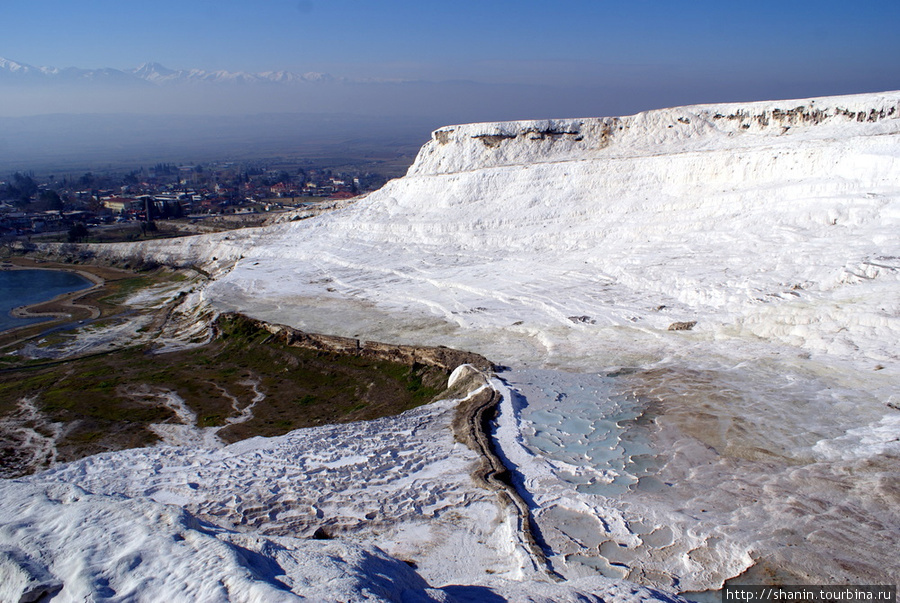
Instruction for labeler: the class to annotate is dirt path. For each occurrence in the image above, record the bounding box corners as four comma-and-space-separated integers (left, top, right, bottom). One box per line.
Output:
10, 277, 104, 322
0, 257, 135, 342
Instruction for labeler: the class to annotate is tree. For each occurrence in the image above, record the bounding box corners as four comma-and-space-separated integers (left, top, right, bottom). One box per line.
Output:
39, 190, 65, 212
3, 172, 38, 206
143, 197, 155, 222
140, 220, 157, 236
67, 223, 89, 243
168, 201, 184, 219
78, 172, 95, 188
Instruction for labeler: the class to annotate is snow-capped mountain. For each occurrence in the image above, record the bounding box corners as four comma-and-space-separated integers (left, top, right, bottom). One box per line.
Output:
129, 61, 179, 82
128, 61, 332, 84
3, 90, 899, 600
0, 57, 332, 85
0, 57, 59, 77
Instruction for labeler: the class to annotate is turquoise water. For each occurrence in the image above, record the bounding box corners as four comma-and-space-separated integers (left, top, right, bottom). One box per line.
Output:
0, 269, 93, 332
501, 368, 658, 497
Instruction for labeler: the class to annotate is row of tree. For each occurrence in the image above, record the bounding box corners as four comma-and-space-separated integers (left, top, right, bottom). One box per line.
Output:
2, 173, 38, 206
144, 198, 184, 220
2, 172, 68, 210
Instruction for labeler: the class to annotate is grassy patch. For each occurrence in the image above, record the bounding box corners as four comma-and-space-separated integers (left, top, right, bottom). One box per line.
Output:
97, 275, 155, 305
0, 314, 449, 476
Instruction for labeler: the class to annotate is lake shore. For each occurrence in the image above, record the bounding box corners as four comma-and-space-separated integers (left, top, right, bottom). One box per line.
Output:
0, 257, 135, 339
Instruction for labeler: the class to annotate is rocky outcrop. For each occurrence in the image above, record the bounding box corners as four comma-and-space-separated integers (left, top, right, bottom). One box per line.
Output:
238, 313, 495, 373
408, 91, 900, 177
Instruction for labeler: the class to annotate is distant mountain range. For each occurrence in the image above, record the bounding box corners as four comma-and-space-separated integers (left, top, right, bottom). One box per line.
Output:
0, 55, 560, 133
0, 57, 333, 85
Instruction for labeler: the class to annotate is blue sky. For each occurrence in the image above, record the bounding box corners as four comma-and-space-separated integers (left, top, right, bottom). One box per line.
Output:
1, 0, 899, 120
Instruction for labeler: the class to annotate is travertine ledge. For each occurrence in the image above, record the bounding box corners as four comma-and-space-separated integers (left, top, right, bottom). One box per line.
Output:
238, 313, 495, 373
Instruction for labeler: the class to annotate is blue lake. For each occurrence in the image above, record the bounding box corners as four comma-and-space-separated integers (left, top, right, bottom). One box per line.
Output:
0, 269, 93, 332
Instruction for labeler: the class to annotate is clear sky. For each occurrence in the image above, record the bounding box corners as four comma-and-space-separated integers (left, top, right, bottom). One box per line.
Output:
1, 0, 899, 120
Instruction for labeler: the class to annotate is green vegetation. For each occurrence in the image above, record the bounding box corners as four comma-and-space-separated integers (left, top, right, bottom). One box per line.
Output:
0, 314, 448, 476
97, 275, 155, 304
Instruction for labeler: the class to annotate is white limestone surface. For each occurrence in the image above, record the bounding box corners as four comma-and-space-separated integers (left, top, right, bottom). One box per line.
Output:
186, 91, 900, 586
1, 387, 682, 602
4, 90, 900, 599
